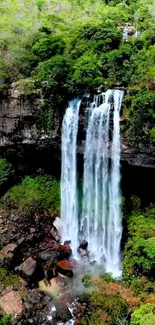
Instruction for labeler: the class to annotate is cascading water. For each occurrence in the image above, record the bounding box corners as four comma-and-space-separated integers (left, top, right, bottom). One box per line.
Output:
61, 90, 124, 277
106, 90, 124, 276
80, 89, 124, 277
61, 98, 81, 255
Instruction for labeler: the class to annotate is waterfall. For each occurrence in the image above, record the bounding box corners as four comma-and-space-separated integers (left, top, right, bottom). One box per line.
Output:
61, 90, 123, 277
80, 89, 124, 277
106, 90, 124, 276
61, 98, 81, 254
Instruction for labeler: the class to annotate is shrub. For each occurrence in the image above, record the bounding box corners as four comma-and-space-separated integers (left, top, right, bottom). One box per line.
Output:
131, 304, 155, 325
2, 175, 60, 216
0, 315, 11, 325
32, 35, 65, 61
69, 52, 103, 93
128, 91, 155, 144
36, 55, 70, 89
0, 267, 20, 291
123, 211, 155, 283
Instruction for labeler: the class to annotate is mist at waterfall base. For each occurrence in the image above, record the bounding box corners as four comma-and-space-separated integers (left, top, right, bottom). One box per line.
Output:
61, 90, 124, 278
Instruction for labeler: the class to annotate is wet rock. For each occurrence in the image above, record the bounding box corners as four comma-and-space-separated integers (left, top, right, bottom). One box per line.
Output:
58, 244, 72, 258
56, 303, 72, 322
79, 240, 88, 250
78, 248, 88, 258
42, 302, 57, 324
0, 289, 24, 314
55, 276, 66, 287
57, 260, 73, 277
18, 257, 37, 276
53, 217, 62, 234
64, 240, 71, 247
50, 227, 60, 242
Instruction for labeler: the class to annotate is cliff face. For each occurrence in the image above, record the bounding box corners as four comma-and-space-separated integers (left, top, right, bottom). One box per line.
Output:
0, 82, 60, 147
0, 83, 155, 169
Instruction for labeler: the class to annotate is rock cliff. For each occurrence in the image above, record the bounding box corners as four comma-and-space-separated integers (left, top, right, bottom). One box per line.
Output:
0, 82, 155, 169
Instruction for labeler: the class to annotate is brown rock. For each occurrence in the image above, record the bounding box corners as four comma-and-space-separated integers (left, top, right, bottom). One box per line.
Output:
57, 260, 72, 270
58, 244, 72, 257
57, 260, 73, 277
0, 243, 17, 262
19, 257, 37, 276
0, 290, 24, 314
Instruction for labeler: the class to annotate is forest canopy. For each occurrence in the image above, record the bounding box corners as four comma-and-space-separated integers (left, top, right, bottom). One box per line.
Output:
0, 0, 155, 142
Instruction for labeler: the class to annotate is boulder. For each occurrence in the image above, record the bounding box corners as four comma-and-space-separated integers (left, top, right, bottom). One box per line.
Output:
50, 227, 61, 242
56, 303, 72, 322
0, 243, 17, 264
53, 217, 62, 234
39, 249, 60, 263
28, 289, 44, 304
58, 244, 72, 258
0, 289, 24, 315
18, 257, 37, 277
64, 240, 71, 247
57, 260, 73, 277
79, 240, 88, 250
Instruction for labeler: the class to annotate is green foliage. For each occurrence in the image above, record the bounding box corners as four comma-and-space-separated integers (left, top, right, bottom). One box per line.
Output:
0, 267, 20, 291
0, 0, 155, 138
123, 206, 155, 286
82, 274, 92, 288
2, 175, 60, 215
36, 106, 54, 132
128, 91, 155, 144
12, 78, 37, 95
91, 290, 129, 325
0, 315, 11, 325
32, 35, 65, 61
69, 52, 103, 93
36, 55, 70, 93
131, 304, 155, 325
0, 159, 12, 187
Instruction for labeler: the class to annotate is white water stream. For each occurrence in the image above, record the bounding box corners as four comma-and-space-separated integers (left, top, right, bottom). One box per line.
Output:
61, 90, 124, 276
61, 98, 81, 255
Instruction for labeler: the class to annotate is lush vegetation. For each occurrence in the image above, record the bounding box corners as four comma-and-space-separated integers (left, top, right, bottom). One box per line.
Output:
0, 315, 11, 325
79, 201, 155, 324
131, 304, 155, 325
122, 204, 155, 293
0, 0, 155, 142
1, 175, 60, 216
0, 159, 12, 188
0, 267, 20, 292
1, 1, 155, 324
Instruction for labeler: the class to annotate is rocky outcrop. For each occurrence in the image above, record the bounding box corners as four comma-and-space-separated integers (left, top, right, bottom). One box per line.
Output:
0, 82, 155, 169
0, 81, 60, 148
0, 289, 24, 315
121, 144, 155, 168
